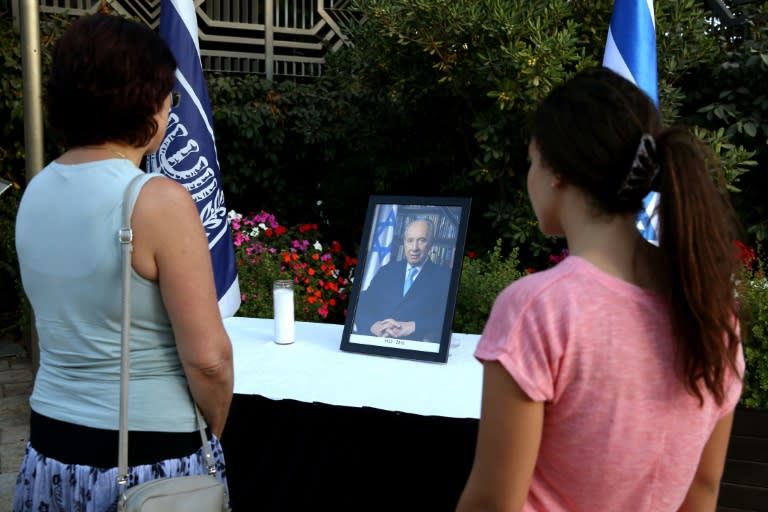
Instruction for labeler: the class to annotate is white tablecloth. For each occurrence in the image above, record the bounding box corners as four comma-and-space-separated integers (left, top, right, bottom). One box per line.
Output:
225, 316, 483, 419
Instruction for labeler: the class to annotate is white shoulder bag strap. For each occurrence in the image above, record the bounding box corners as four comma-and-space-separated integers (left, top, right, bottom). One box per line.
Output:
117, 174, 216, 498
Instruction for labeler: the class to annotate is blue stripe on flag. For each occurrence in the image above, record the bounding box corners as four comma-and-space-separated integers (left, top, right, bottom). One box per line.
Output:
609, 0, 658, 106
603, 0, 660, 244
147, 0, 241, 317
362, 205, 397, 291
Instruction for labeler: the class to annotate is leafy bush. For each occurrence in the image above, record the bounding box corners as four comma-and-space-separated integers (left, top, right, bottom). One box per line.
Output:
0, 11, 69, 347
207, 72, 384, 254
452, 239, 524, 335
741, 246, 768, 410
684, 2, 768, 241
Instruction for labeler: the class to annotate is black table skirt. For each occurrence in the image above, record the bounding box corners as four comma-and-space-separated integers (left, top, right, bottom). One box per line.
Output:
221, 394, 479, 511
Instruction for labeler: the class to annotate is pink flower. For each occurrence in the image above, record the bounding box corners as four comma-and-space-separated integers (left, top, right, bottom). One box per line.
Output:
548, 248, 569, 266
233, 232, 248, 247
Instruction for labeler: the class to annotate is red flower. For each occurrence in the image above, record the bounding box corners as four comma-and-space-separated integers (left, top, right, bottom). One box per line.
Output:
231, 210, 356, 322
466, 251, 477, 259
734, 240, 757, 270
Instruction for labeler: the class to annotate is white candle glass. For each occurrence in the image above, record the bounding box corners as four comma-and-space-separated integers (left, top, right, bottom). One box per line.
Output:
273, 280, 295, 344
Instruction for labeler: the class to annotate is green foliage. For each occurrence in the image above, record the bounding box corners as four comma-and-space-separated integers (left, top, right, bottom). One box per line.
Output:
0, 11, 69, 347
452, 240, 524, 335
483, 191, 554, 261
741, 248, 768, 410
203, 0, 762, 266
234, 252, 286, 320
207, 72, 384, 252
0, 186, 28, 341
683, 2, 768, 241
335, 0, 594, 257
691, 126, 757, 193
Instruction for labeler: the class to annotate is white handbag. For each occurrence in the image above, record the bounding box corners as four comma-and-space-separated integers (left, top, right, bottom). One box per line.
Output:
117, 174, 230, 512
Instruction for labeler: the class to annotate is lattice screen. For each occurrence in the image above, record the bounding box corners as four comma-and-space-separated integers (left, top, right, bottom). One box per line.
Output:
20, 0, 354, 79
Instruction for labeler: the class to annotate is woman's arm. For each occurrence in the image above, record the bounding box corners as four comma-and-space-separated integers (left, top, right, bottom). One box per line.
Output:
677, 411, 735, 512
456, 361, 544, 512
132, 177, 234, 437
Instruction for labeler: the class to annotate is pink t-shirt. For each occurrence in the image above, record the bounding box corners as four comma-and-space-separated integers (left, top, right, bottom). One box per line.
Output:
475, 256, 744, 512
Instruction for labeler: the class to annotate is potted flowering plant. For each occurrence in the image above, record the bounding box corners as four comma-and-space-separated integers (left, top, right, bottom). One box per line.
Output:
229, 210, 356, 323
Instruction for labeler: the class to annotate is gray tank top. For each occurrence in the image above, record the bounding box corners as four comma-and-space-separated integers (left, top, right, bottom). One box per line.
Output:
16, 159, 197, 431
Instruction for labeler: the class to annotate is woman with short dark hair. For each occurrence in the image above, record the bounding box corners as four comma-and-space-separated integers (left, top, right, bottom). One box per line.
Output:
14, 13, 233, 511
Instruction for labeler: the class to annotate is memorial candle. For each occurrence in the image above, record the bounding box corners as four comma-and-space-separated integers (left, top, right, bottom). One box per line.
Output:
273, 280, 295, 344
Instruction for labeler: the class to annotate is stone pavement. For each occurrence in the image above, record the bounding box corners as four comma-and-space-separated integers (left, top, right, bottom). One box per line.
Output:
0, 339, 32, 512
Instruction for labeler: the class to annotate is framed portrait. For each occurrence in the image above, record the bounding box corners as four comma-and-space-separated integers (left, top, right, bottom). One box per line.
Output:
341, 195, 471, 363
0, 178, 11, 197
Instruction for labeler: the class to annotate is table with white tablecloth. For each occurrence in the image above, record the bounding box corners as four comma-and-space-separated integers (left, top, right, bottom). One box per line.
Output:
221, 316, 483, 511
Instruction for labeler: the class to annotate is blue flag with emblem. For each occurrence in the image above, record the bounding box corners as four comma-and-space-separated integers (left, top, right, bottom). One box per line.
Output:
147, 0, 240, 317
603, 0, 660, 243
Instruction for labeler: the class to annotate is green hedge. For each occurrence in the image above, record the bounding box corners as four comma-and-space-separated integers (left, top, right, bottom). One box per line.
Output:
742, 267, 768, 410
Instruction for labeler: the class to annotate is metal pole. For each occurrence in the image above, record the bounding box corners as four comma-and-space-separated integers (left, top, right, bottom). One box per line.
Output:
265, 0, 273, 81
21, 0, 43, 176
20, 0, 43, 374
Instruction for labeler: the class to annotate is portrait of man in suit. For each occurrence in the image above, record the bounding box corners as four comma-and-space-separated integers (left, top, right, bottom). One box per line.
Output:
353, 218, 451, 342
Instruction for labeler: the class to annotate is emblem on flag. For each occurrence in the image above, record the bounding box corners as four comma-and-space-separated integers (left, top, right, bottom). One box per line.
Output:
147, 0, 241, 317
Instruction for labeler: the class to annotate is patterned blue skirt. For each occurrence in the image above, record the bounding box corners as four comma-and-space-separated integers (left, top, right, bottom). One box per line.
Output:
12, 436, 228, 512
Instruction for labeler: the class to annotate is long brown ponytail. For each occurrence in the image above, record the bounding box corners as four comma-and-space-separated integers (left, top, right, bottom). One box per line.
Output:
656, 127, 742, 405
529, 66, 742, 406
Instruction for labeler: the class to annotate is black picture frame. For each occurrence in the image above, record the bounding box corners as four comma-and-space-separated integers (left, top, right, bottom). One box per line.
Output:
0, 178, 11, 197
341, 195, 471, 363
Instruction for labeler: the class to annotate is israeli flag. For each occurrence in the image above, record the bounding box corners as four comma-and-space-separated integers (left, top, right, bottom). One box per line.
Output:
362, 204, 398, 290
603, 0, 660, 244
147, 0, 241, 317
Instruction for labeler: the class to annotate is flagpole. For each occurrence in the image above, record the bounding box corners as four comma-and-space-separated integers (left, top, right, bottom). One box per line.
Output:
265, 0, 274, 80
20, 0, 43, 179
20, 0, 43, 374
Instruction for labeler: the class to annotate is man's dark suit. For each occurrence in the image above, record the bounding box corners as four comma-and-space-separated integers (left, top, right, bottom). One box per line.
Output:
354, 259, 451, 342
